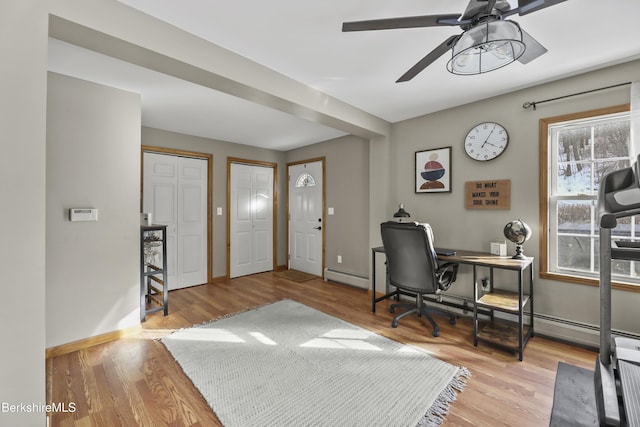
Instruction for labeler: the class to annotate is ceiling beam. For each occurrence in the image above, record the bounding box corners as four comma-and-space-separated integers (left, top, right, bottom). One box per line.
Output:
48, 0, 390, 140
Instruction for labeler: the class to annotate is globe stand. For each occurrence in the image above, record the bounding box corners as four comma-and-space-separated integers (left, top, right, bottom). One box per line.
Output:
512, 245, 526, 260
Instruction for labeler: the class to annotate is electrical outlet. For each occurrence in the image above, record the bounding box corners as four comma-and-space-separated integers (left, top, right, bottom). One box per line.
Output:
337, 255, 342, 264
481, 278, 489, 290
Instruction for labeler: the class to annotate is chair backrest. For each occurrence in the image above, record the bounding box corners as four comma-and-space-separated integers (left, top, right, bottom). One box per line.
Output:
380, 221, 440, 294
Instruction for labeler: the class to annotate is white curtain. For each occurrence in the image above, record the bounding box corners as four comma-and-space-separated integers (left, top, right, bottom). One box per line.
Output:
631, 81, 640, 159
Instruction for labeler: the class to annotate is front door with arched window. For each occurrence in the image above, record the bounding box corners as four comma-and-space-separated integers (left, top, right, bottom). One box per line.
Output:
288, 160, 324, 276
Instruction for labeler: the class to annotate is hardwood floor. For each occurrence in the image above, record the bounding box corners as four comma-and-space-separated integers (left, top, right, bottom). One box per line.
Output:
47, 273, 597, 426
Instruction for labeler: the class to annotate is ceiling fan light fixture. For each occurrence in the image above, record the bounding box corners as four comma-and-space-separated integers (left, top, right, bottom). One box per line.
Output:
447, 19, 525, 75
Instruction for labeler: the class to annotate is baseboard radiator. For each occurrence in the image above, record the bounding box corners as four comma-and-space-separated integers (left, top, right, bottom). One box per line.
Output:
322, 271, 640, 348
399, 291, 640, 349
323, 268, 369, 290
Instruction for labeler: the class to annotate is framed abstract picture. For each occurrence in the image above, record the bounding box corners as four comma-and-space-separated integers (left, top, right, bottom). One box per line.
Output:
415, 146, 452, 193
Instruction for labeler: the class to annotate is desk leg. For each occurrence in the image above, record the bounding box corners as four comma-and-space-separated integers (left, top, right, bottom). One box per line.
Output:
529, 262, 534, 338
371, 248, 376, 313
518, 270, 524, 361
473, 265, 478, 347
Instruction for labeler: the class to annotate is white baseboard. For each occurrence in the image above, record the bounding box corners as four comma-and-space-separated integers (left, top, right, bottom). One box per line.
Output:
533, 316, 600, 348
326, 273, 637, 349
324, 268, 369, 290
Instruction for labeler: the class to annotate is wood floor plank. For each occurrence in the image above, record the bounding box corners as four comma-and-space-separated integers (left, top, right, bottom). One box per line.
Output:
47, 272, 598, 426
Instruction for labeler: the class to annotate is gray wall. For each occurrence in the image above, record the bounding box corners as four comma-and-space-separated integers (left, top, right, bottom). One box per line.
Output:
388, 59, 640, 342
141, 127, 287, 278
46, 73, 141, 347
141, 129, 370, 279
0, 2, 47, 426
44, 57, 640, 352
286, 135, 370, 276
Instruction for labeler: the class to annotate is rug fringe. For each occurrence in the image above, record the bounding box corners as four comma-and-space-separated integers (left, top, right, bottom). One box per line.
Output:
416, 366, 471, 427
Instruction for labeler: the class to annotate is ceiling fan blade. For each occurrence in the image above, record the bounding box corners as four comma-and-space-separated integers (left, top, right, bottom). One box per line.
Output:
517, 29, 547, 64
342, 14, 462, 32
396, 35, 461, 82
516, 0, 567, 15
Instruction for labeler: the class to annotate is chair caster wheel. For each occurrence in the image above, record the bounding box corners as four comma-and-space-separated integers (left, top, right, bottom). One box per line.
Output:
449, 317, 456, 325
391, 320, 398, 328
389, 307, 395, 314
432, 329, 440, 337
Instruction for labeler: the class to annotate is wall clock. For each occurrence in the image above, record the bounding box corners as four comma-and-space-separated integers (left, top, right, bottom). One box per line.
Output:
464, 122, 509, 161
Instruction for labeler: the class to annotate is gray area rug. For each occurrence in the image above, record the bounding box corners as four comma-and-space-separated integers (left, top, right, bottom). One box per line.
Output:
162, 299, 470, 427
549, 362, 598, 427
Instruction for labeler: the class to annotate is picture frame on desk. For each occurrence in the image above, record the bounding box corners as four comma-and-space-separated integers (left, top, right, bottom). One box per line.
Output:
415, 146, 452, 193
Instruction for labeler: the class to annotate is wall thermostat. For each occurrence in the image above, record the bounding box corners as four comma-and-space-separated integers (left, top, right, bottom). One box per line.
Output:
69, 208, 98, 222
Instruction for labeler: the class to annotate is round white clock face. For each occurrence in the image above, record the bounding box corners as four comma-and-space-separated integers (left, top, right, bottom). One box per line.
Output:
464, 122, 509, 161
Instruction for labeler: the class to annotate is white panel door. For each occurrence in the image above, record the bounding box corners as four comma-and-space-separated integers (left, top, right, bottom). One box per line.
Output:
229, 163, 274, 278
143, 152, 208, 290
177, 156, 208, 288
289, 161, 323, 276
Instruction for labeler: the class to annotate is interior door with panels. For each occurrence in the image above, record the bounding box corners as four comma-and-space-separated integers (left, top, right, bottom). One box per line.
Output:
229, 162, 274, 278
143, 152, 208, 290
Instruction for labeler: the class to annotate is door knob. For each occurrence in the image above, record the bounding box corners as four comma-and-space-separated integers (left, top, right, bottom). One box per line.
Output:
314, 226, 322, 230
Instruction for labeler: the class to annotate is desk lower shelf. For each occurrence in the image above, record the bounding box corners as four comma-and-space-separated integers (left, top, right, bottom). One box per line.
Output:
476, 290, 530, 313
477, 320, 533, 350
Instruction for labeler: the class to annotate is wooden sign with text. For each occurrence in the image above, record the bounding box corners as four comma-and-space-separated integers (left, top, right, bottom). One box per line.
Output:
465, 179, 511, 210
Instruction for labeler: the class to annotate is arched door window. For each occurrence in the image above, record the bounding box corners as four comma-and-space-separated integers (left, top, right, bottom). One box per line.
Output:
295, 172, 316, 188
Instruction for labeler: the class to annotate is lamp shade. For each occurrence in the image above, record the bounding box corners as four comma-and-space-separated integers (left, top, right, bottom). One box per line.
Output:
393, 203, 411, 222
447, 20, 525, 75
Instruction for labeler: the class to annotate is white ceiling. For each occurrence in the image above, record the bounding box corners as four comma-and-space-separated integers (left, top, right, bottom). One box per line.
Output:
48, 0, 640, 151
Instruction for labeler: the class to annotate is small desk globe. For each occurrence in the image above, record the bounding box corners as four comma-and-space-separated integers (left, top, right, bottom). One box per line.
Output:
504, 219, 531, 259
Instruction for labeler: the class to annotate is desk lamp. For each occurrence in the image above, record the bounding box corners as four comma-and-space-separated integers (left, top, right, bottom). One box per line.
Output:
393, 204, 411, 222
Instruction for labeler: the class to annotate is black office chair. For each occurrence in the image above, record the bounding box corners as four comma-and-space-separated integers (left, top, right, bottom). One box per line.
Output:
380, 221, 458, 337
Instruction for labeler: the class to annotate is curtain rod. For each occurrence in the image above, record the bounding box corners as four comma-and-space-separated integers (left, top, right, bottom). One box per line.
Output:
522, 82, 632, 110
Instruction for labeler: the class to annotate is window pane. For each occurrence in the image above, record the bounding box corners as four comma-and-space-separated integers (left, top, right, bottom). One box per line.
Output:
593, 160, 630, 192
557, 235, 593, 272
593, 121, 630, 159
557, 200, 592, 235
557, 128, 590, 163
612, 259, 631, 276
556, 163, 593, 195
613, 217, 633, 238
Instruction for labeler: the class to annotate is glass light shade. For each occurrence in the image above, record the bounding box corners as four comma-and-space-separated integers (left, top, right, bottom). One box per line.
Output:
447, 20, 525, 75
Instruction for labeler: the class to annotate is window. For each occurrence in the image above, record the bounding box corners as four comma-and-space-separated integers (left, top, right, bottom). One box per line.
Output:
295, 172, 316, 188
540, 105, 640, 290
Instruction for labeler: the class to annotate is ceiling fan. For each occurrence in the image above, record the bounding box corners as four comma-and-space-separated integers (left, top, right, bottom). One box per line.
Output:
342, 0, 566, 81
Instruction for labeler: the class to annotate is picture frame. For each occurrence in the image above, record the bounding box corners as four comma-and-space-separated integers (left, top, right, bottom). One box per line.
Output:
415, 146, 452, 193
